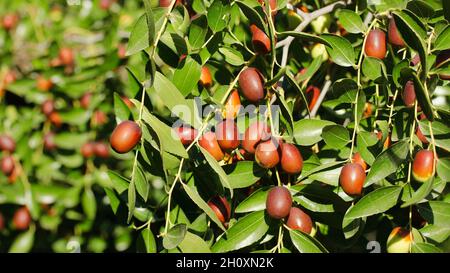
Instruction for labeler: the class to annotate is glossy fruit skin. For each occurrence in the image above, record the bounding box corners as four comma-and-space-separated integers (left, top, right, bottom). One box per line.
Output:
1, 155, 15, 176
0, 135, 16, 153
339, 163, 366, 196
388, 17, 405, 47
199, 66, 212, 88
412, 150, 434, 183
255, 138, 280, 169
80, 92, 92, 109
311, 43, 328, 61
386, 227, 412, 253
208, 196, 231, 224
266, 186, 292, 219
44, 132, 57, 151
215, 119, 240, 152
94, 142, 110, 158
238, 67, 265, 103
110, 121, 142, 154
365, 29, 386, 59
37, 76, 53, 92
59, 47, 74, 66
93, 110, 108, 126
286, 207, 313, 234
242, 121, 271, 154
250, 24, 271, 55
305, 86, 320, 110
199, 131, 225, 161
402, 81, 417, 108
175, 126, 198, 146
49, 112, 62, 127
280, 143, 303, 174
81, 142, 95, 158
41, 99, 55, 116
352, 152, 367, 171
223, 89, 241, 119
416, 115, 429, 144
13, 207, 31, 230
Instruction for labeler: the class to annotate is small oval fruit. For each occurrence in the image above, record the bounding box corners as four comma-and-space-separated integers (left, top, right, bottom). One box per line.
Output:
2, 13, 18, 30
311, 43, 328, 62
388, 17, 405, 47
80, 92, 92, 109
37, 76, 53, 92
208, 196, 231, 224
13, 207, 31, 230
0, 135, 16, 152
339, 163, 366, 196
255, 138, 280, 169
280, 143, 303, 175
44, 132, 57, 151
1, 155, 15, 176
3, 70, 16, 86
199, 66, 212, 88
199, 131, 225, 161
412, 150, 434, 183
175, 126, 198, 146
59, 47, 74, 66
94, 142, 110, 158
110, 121, 142, 154
238, 67, 265, 103
81, 142, 95, 158
215, 119, 240, 152
242, 121, 271, 154
365, 29, 386, 59
92, 110, 108, 126
386, 227, 412, 253
305, 86, 320, 110
223, 89, 241, 119
250, 24, 271, 55
352, 152, 367, 171
41, 99, 55, 116
49, 112, 62, 127
266, 186, 292, 219
286, 207, 313, 234
402, 81, 417, 108
100, 0, 115, 10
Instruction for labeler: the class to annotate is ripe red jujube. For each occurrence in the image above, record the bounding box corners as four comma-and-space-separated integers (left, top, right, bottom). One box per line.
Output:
365, 29, 386, 59
1, 155, 15, 176
352, 152, 367, 171
215, 119, 240, 152
223, 89, 241, 119
208, 196, 231, 225
412, 150, 434, 182
13, 207, 31, 230
388, 17, 405, 47
242, 121, 271, 154
238, 67, 265, 103
266, 186, 292, 219
199, 66, 212, 88
255, 138, 280, 169
110, 121, 142, 154
199, 131, 225, 161
286, 207, 313, 234
94, 142, 110, 158
339, 163, 366, 196
175, 126, 198, 146
280, 143, 303, 175
0, 135, 16, 152
250, 24, 271, 55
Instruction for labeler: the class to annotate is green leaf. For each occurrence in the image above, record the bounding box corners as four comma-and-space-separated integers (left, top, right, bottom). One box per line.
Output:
9, 226, 35, 253
289, 229, 328, 253
362, 57, 386, 82
321, 125, 350, 149
223, 161, 266, 189
321, 34, 356, 67
401, 176, 434, 208
406, 0, 435, 19
135, 166, 150, 202
82, 188, 97, 220
437, 158, 450, 182
163, 224, 187, 250
207, 0, 229, 33
293, 119, 335, 146
219, 47, 245, 66
179, 231, 211, 253
285, 71, 311, 116
345, 186, 403, 219
113, 93, 131, 123
199, 146, 233, 196
419, 119, 450, 151
140, 226, 157, 253
411, 242, 443, 253
181, 183, 226, 231
54, 133, 89, 150
337, 10, 366, 34
107, 170, 129, 194
365, 140, 409, 187
211, 211, 269, 253
173, 56, 202, 97
342, 207, 366, 239
143, 0, 156, 46
417, 201, 450, 227
235, 187, 271, 213
127, 178, 136, 223
406, 69, 434, 121
420, 225, 450, 243
126, 14, 150, 56
189, 15, 208, 49
235, 0, 267, 33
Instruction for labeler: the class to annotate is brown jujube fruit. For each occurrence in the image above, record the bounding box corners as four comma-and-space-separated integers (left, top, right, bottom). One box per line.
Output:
41, 99, 55, 116
242, 121, 271, 154
2, 13, 18, 30
37, 76, 53, 92
13, 207, 31, 230
286, 207, 313, 234
388, 17, 405, 47
238, 67, 265, 103
266, 186, 292, 219
44, 132, 57, 151
110, 121, 142, 153
250, 24, 271, 55
80, 92, 92, 109
402, 81, 417, 108
59, 47, 74, 66
0, 135, 16, 152
412, 150, 434, 183
199, 131, 224, 161
365, 29, 386, 59
49, 112, 62, 127
223, 89, 241, 119
255, 138, 280, 169
215, 119, 240, 152
1, 155, 14, 176
208, 196, 231, 224
199, 66, 212, 87
94, 142, 110, 158
81, 142, 95, 158
339, 163, 366, 196
175, 126, 198, 146
280, 143, 303, 174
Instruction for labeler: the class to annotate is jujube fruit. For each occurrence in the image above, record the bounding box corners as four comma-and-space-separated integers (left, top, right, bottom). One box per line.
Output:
352, 152, 367, 171
94, 142, 110, 158
215, 119, 240, 152
388, 17, 405, 47
49, 112, 62, 127
365, 29, 386, 59
37, 76, 53, 92
175, 126, 198, 146
280, 143, 303, 175
286, 207, 313, 234
13, 207, 31, 230
199, 66, 212, 88
339, 163, 366, 196
402, 81, 417, 108
81, 142, 95, 158
80, 92, 92, 109
41, 99, 55, 116
250, 24, 271, 55
2, 13, 18, 30
412, 149, 434, 182
386, 227, 412, 253
0, 135, 16, 152
199, 131, 224, 161
1, 155, 15, 176
110, 121, 142, 154
59, 47, 74, 66
223, 89, 241, 119
208, 196, 231, 225
238, 67, 265, 103
266, 186, 292, 219
242, 121, 271, 154
255, 138, 280, 169
44, 132, 57, 151
92, 110, 108, 126
305, 86, 320, 110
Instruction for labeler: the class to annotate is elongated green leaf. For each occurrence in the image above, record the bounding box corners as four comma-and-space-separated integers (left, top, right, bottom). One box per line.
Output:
126, 14, 150, 56
322, 125, 350, 149
9, 226, 35, 253
293, 119, 335, 146
163, 224, 187, 249
419, 119, 450, 151
199, 146, 233, 196
143, 0, 155, 46
417, 201, 450, 227
127, 179, 136, 223
140, 226, 157, 253
437, 158, 450, 182
82, 188, 96, 220
235, 187, 271, 213
401, 176, 434, 207
135, 166, 150, 202
114, 93, 131, 123
189, 15, 208, 49
207, 0, 229, 33
411, 242, 443, 253
289, 229, 328, 253
434, 25, 450, 51
337, 10, 366, 34
179, 231, 211, 253
321, 34, 356, 67
223, 161, 266, 189
173, 56, 202, 96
